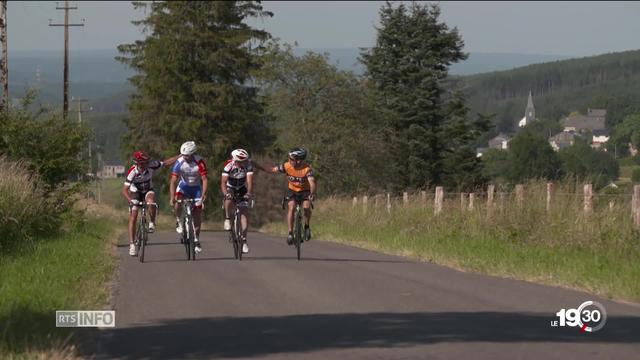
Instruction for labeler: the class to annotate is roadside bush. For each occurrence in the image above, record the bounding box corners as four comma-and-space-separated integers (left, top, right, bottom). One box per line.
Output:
0, 157, 60, 252
632, 167, 640, 183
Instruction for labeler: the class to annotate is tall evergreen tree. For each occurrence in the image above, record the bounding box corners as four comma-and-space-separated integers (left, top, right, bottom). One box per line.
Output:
116, 1, 273, 165
360, 2, 473, 189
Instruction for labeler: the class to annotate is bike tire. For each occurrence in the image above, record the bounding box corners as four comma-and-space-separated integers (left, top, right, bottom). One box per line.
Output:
188, 218, 196, 261
294, 206, 302, 261
139, 216, 146, 263
235, 213, 243, 261
183, 217, 191, 261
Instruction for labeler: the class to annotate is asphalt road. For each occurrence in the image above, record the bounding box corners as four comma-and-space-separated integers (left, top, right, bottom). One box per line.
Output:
93, 230, 640, 360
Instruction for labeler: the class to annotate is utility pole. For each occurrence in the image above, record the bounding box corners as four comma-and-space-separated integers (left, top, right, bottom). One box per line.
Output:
0, 0, 8, 111
49, 1, 84, 121
72, 96, 91, 171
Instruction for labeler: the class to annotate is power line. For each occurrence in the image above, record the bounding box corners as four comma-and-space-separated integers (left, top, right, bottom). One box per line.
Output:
49, 1, 84, 121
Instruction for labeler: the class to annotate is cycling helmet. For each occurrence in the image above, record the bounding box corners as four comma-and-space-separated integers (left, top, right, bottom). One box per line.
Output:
231, 148, 250, 162
288, 147, 307, 160
180, 141, 197, 156
132, 150, 150, 163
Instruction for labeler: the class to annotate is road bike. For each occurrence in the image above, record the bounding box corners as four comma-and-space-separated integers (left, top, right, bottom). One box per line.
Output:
176, 198, 198, 261
226, 194, 253, 261
132, 199, 157, 263
283, 195, 313, 261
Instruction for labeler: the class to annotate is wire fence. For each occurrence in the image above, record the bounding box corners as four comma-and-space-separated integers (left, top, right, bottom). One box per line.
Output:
345, 183, 640, 228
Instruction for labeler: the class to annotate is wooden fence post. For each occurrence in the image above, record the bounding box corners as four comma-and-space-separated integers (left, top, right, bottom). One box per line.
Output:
583, 184, 593, 216
487, 185, 496, 216
363, 195, 368, 214
460, 193, 467, 212
421, 190, 427, 207
403, 192, 409, 207
546, 182, 555, 214
468, 193, 475, 211
434, 186, 444, 215
515, 184, 524, 208
386, 193, 391, 214
499, 191, 506, 213
634, 186, 640, 228
352, 196, 358, 209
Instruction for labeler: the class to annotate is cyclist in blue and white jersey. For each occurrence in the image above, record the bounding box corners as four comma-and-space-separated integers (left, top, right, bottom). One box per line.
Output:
169, 141, 208, 253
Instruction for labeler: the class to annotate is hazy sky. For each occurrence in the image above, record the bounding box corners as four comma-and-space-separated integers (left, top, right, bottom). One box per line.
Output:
7, 1, 640, 56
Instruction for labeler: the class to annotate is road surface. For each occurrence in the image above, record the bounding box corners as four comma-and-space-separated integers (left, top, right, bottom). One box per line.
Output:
93, 230, 640, 359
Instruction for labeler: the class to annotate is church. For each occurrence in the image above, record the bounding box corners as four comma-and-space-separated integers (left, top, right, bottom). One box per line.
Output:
518, 91, 536, 128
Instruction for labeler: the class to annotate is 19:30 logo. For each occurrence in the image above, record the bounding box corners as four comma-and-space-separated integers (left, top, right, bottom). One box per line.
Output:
551, 301, 607, 333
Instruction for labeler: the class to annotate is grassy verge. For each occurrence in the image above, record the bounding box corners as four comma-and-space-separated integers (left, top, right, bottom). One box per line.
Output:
0, 214, 119, 359
263, 183, 640, 303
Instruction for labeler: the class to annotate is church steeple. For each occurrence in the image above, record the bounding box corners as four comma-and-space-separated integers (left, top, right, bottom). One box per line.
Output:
525, 90, 535, 123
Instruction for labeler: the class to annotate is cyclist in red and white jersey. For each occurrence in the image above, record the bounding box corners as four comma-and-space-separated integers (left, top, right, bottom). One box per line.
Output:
221, 149, 254, 254
122, 150, 180, 256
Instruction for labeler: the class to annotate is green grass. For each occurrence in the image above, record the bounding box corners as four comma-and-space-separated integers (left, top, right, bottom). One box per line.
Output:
0, 218, 117, 358
264, 183, 640, 303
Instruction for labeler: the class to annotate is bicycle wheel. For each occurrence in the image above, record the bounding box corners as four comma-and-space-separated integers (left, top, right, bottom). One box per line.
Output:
139, 215, 147, 263
183, 216, 191, 261
187, 216, 196, 261
135, 219, 143, 258
294, 206, 302, 261
235, 212, 243, 261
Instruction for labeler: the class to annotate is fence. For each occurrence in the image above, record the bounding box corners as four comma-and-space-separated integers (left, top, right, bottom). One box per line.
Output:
349, 184, 640, 229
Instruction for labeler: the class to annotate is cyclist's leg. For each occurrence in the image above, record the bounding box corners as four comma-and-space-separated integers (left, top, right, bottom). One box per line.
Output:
286, 199, 295, 233
145, 191, 156, 223
192, 187, 203, 240
223, 187, 233, 229
301, 191, 312, 226
174, 186, 185, 233
128, 191, 142, 244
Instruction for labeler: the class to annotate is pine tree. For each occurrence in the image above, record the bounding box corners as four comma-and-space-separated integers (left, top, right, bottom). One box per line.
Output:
360, 2, 472, 189
116, 1, 273, 164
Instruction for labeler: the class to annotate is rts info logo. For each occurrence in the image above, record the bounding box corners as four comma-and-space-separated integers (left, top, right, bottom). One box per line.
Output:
551, 301, 607, 333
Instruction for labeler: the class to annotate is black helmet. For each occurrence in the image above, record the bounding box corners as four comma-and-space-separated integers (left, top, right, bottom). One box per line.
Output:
288, 147, 307, 160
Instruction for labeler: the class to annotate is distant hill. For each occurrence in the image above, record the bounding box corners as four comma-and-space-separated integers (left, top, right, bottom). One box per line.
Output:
6, 48, 572, 109
293, 48, 573, 76
459, 49, 640, 136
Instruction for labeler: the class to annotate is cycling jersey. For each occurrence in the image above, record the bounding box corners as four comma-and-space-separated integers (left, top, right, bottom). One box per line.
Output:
124, 160, 164, 193
171, 155, 207, 188
222, 159, 254, 189
277, 162, 314, 192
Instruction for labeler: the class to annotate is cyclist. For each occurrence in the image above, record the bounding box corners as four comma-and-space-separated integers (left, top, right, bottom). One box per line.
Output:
122, 150, 180, 256
221, 149, 254, 254
258, 147, 316, 245
170, 141, 208, 254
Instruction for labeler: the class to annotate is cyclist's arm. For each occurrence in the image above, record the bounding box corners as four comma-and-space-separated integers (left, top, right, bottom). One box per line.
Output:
246, 172, 254, 195
220, 174, 229, 197
309, 176, 317, 199
162, 154, 181, 167
169, 174, 178, 205
254, 161, 279, 174
121, 184, 132, 203
201, 175, 208, 203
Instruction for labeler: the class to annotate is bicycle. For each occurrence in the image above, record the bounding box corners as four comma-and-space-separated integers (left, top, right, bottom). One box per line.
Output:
226, 194, 253, 261
131, 199, 157, 263
282, 195, 313, 261
176, 198, 198, 261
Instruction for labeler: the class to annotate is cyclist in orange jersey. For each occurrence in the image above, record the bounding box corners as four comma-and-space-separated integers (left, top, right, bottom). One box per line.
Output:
257, 147, 316, 245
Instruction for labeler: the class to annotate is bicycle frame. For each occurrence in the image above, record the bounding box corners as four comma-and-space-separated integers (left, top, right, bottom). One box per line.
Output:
133, 200, 157, 263
176, 198, 198, 261
226, 195, 253, 261
282, 195, 313, 261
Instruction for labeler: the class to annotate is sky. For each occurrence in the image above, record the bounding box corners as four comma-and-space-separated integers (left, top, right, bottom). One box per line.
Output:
6, 1, 640, 56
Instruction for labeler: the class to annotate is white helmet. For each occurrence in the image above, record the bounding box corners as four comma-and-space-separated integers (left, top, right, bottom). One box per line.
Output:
231, 148, 249, 162
180, 141, 197, 156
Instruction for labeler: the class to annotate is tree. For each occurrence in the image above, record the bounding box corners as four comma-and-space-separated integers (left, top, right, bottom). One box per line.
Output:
256, 42, 393, 194
558, 138, 619, 188
361, 2, 479, 189
609, 114, 640, 157
116, 1, 273, 167
505, 130, 562, 183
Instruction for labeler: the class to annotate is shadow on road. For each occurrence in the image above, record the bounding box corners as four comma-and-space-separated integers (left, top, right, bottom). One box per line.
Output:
94, 311, 640, 359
